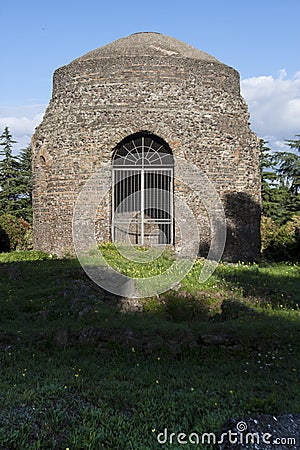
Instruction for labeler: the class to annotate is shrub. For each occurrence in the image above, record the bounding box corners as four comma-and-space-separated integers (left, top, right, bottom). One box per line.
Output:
0, 214, 33, 252
260, 216, 279, 253
262, 214, 300, 262
0, 225, 10, 252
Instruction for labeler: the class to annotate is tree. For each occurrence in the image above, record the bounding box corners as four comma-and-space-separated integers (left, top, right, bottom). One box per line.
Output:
259, 139, 272, 179
0, 127, 20, 215
259, 140, 284, 222
259, 138, 300, 224
0, 128, 33, 222
285, 134, 300, 152
259, 139, 278, 187
273, 151, 300, 195
272, 135, 300, 217
260, 134, 300, 261
17, 145, 32, 222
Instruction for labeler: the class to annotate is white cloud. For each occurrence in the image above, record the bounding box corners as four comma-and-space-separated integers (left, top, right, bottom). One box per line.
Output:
0, 105, 46, 153
241, 71, 300, 150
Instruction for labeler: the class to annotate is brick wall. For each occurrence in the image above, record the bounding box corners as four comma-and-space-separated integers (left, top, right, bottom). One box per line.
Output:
32, 33, 261, 261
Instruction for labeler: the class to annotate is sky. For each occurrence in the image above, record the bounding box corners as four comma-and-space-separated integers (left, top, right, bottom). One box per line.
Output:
1, 0, 300, 153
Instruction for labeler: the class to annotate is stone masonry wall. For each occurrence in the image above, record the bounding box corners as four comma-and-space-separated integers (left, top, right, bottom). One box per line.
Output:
32, 35, 261, 261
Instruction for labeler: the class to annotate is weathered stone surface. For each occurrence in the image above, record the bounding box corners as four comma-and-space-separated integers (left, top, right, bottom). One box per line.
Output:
200, 333, 239, 347
51, 326, 242, 355
215, 415, 300, 449
32, 32, 261, 261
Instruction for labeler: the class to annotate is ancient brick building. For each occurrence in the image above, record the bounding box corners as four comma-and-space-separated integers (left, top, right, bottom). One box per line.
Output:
32, 32, 261, 261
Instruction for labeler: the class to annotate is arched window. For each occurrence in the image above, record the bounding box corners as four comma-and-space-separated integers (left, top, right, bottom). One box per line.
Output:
112, 132, 174, 245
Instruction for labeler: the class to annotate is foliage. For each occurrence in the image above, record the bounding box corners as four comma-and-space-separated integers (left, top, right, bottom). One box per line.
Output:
0, 127, 33, 222
259, 135, 300, 261
285, 134, 300, 152
0, 224, 9, 252
261, 214, 300, 262
273, 150, 300, 194
17, 144, 33, 222
0, 127, 20, 215
259, 139, 277, 188
0, 213, 32, 252
260, 216, 280, 253
259, 137, 300, 225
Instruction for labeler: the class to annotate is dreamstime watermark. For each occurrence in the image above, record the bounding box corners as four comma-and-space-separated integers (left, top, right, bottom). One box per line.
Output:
72, 157, 226, 298
156, 422, 296, 446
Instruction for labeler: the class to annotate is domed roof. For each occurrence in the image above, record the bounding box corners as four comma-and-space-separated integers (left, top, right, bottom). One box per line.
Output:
74, 32, 220, 63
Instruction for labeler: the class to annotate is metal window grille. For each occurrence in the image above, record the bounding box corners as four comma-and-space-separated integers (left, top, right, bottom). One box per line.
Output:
112, 134, 174, 245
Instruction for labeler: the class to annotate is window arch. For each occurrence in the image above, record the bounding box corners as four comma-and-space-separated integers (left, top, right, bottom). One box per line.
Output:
112, 132, 174, 245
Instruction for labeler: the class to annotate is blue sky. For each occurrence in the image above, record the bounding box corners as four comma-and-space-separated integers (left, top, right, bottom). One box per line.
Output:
1, 0, 300, 151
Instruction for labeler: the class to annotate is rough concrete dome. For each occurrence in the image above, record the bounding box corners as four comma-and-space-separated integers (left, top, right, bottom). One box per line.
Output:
33, 32, 261, 261
73, 32, 220, 63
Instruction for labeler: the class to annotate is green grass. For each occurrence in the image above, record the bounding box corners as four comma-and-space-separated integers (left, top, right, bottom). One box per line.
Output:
0, 248, 299, 449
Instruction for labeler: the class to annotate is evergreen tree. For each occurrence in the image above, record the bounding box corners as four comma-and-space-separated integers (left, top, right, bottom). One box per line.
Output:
17, 145, 32, 222
273, 151, 300, 195
259, 139, 278, 187
0, 128, 33, 222
259, 138, 300, 224
285, 134, 300, 152
0, 127, 21, 215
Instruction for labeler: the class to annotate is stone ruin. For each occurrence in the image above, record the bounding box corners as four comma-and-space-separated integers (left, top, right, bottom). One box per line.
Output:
32, 32, 261, 261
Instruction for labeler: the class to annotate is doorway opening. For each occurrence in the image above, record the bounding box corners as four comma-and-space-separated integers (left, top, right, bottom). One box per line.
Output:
112, 132, 174, 245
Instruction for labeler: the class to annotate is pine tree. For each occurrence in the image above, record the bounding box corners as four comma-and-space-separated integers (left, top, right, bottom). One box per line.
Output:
0, 128, 33, 222
0, 127, 21, 215
285, 134, 300, 152
273, 151, 300, 195
17, 145, 32, 222
259, 138, 300, 224
259, 139, 278, 187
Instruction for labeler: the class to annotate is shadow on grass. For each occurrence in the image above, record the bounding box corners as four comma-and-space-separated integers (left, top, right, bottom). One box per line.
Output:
1, 254, 300, 449
214, 262, 300, 308
0, 254, 299, 347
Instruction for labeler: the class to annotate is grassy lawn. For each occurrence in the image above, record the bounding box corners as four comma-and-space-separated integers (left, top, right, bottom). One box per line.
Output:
0, 248, 299, 449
